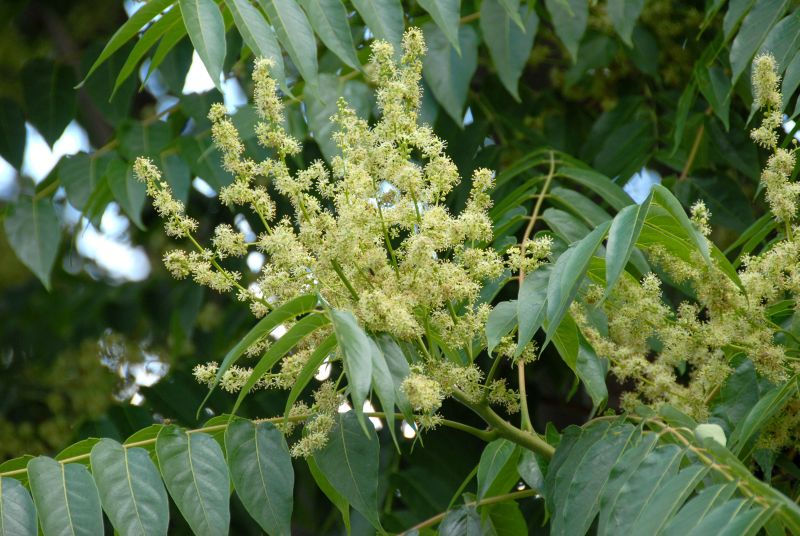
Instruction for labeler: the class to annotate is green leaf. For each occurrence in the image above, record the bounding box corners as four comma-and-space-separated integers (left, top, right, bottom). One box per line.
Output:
480, 0, 538, 101
147, 24, 191, 90
605, 198, 649, 297
160, 151, 192, 204
757, 9, 800, 72
106, 159, 147, 230
301, 0, 361, 69
556, 166, 633, 211
422, 23, 478, 126
80, 0, 175, 85
662, 483, 739, 536
516, 264, 551, 355
179, 0, 227, 91
729, 0, 790, 86
375, 334, 414, 423
0, 477, 36, 536
629, 464, 709, 536
576, 341, 608, 413
233, 312, 331, 414
89, 439, 169, 536
729, 376, 799, 458
549, 187, 613, 228
607, 0, 645, 46
114, 8, 181, 97
542, 207, 592, 243
550, 313, 580, 371
516, 449, 544, 490
259, 0, 319, 91
28, 457, 104, 536
155, 426, 230, 536
59, 152, 112, 211
486, 300, 518, 355
4, 195, 61, 290
284, 333, 338, 416
0, 99, 26, 169
314, 411, 381, 530
306, 457, 351, 532
226, 419, 293, 536
782, 53, 800, 113
330, 309, 373, 433
351, 0, 404, 53
177, 132, 232, 190
545, 220, 611, 343
417, 0, 461, 53
203, 293, 318, 406
598, 444, 685, 536
224, 0, 286, 88
696, 65, 731, 130
544, 0, 588, 61
546, 421, 637, 536
440, 504, 482, 535
21, 59, 76, 146
477, 439, 520, 500
368, 337, 399, 447
118, 121, 172, 161
711, 359, 762, 435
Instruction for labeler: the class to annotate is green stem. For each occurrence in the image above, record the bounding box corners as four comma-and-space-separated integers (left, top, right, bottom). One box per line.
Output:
330, 258, 360, 301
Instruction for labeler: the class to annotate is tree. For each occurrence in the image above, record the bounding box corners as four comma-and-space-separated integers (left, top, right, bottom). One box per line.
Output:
1, 0, 800, 534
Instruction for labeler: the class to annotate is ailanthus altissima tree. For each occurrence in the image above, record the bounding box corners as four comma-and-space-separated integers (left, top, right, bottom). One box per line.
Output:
3, 1, 800, 535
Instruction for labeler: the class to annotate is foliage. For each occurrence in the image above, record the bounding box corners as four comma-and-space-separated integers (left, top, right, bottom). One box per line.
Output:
2, 0, 800, 534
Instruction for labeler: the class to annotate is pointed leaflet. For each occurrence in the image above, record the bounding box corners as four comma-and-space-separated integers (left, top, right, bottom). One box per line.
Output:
607, 0, 645, 46
422, 23, 478, 126
477, 439, 521, 500
417, 0, 461, 53
629, 464, 709, 536
106, 159, 147, 229
233, 312, 331, 414
0, 477, 36, 536
375, 334, 415, 423
0, 99, 25, 169
314, 411, 381, 530
545, 220, 611, 344
516, 264, 551, 355
226, 419, 293, 536
544, 0, 588, 62
4, 196, 61, 290
155, 426, 230, 536
480, 0, 538, 101
330, 309, 373, 434
146, 23, 190, 88
224, 0, 286, 88
284, 333, 338, 416
351, 0, 404, 53
28, 457, 103, 536
517, 449, 544, 490
486, 300, 518, 355
200, 293, 318, 408
306, 457, 351, 532
179, 0, 226, 91
90, 439, 169, 536
576, 340, 608, 413
368, 337, 399, 448
729, 0, 790, 86
605, 197, 649, 298
80, 0, 174, 85
258, 0, 319, 91
300, 0, 361, 69
21, 59, 76, 146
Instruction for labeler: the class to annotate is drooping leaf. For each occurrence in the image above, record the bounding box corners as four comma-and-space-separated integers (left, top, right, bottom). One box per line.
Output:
27, 457, 104, 536
607, 0, 645, 46
284, 333, 338, 416
417, 0, 461, 53
605, 198, 650, 297
114, 8, 181, 96
259, 0, 319, 91
550, 314, 580, 371
556, 166, 633, 211
480, 0, 538, 101
106, 159, 147, 229
629, 464, 709, 536
90, 439, 169, 536
21, 59, 76, 146
516, 264, 551, 355
301, 0, 361, 69
80, 0, 175, 85
476, 439, 520, 500
330, 309, 373, 433
422, 23, 478, 126
314, 411, 381, 530
179, 0, 227, 91
486, 300, 518, 355
0, 99, 26, 169
516, 449, 544, 490
155, 426, 230, 535
576, 341, 608, 413
351, 0, 404, 53
4, 195, 61, 290
375, 334, 414, 423
226, 419, 294, 536
544, 0, 588, 62
729, 0, 790, 86
306, 457, 351, 532
224, 0, 286, 88
0, 477, 36, 536
58, 152, 112, 211
368, 337, 399, 447
661, 483, 738, 536
728, 376, 799, 458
